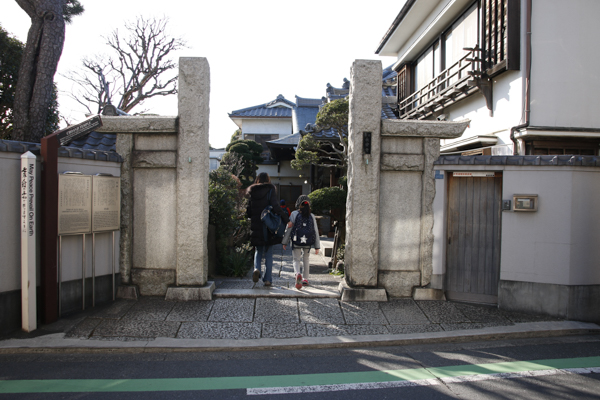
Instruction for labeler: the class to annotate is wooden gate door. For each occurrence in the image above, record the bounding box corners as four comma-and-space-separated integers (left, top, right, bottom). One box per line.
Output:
446, 172, 502, 304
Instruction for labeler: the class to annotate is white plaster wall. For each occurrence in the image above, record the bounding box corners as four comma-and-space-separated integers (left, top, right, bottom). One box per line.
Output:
440, 70, 523, 149
529, 0, 600, 128
58, 158, 121, 282
500, 167, 600, 286
242, 119, 292, 135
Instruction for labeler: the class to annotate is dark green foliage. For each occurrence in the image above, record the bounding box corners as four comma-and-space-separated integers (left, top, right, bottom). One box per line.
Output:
0, 25, 59, 140
308, 186, 347, 219
221, 139, 264, 187
63, 0, 85, 23
292, 98, 349, 171
315, 98, 349, 137
209, 168, 251, 276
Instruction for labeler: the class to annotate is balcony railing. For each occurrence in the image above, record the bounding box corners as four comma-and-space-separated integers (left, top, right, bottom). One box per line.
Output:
398, 48, 483, 119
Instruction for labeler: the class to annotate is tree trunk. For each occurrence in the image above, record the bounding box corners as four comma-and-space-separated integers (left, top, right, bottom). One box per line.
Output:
13, 0, 65, 142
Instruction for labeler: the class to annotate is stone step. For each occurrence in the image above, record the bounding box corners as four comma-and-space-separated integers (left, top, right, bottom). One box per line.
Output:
213, 285, 340, 299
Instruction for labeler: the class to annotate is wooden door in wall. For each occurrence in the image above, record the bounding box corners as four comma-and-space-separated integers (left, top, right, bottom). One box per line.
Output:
445, 172, 502, 304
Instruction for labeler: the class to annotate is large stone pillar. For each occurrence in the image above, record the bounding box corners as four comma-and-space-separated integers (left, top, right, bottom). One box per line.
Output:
166, 57, 214, 300
345, 60, 383, 288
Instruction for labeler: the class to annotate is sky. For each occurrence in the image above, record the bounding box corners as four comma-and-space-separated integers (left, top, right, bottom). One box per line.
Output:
2, 0, 401, 149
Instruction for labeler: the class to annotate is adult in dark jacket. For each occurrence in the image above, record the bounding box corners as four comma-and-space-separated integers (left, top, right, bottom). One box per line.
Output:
246, 172, 289, 286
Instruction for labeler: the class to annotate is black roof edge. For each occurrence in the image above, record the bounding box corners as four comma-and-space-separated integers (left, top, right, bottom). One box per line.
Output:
375, 0, 417, 55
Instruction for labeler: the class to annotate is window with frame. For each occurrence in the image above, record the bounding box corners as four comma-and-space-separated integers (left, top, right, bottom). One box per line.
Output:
397, 0, 520, 116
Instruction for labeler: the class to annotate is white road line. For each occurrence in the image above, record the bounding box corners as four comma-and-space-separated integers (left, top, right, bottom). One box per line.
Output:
246, 368, 600, 395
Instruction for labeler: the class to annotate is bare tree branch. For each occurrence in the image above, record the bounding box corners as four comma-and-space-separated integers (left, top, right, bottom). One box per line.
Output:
63, 15, 186, 115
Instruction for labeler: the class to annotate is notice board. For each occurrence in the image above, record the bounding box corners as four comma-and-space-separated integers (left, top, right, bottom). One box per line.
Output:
58, 174, 92, 235
92, 175, 121, 232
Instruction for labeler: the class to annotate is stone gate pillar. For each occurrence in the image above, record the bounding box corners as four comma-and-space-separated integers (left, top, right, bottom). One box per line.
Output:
345, 60, 382, 289
166, 57, 214, 300
344, 59, 469, 300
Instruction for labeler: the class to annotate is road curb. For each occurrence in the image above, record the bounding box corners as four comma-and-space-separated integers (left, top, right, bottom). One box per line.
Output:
0, 321, 598, 354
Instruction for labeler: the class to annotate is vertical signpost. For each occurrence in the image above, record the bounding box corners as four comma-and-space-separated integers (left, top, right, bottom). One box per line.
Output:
40, 116, 101, 324
21, 152, 37, 332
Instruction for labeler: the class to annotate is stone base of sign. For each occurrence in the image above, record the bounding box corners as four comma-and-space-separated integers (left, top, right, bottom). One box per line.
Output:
413, 287, 446, 301
338, 281, 387, 302
116, 285, 139, 300
165, 282, 216, 301
378, 271, 421, 298
131, 268, 175, 296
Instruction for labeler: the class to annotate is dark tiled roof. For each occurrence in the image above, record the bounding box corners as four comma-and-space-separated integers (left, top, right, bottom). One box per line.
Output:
294, 96, 321, 133
302, 125, 340, 142
229, 94, 295, 118
267, 132, 302, 147
0, 139, 122, 162
435, 155, 600, 167
0, 140, 42, 154
69, 130, 117, 152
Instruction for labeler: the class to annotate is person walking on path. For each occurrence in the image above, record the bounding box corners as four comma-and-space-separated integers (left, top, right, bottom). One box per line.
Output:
246, 173, 289, 286
280, 199, 291, 216
283, 194, 320, 289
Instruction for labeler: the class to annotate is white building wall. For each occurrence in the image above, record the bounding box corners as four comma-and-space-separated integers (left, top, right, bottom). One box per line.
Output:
529, 0, 600, 128
242, 119, 292, 135
440, 70, 524, 149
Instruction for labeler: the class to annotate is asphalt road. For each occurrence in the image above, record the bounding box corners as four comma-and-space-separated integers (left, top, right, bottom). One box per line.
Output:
1, 334, 600, 399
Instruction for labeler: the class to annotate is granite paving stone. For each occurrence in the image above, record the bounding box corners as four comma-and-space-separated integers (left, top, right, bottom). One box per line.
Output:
380, 299, 431, 325
262, 323, 308, 339
340, 302, 388, 325
305, 323, 389, 337
64, 318, 103, 338
298, 298, 345, 325
166, 301, 214, 322
217, 280, 255, 289
254, 298, 299, 324
91, 299, 136, 319
441, 321, 513, 331
305, 323, 348, 337
208, 298, 255, 323
453, 303, 513, 323
388, 324, 445, 335
92, 319, 180, 338
416, 300, 469, 324
177, 322, 261, 340
122, 297, 176, 321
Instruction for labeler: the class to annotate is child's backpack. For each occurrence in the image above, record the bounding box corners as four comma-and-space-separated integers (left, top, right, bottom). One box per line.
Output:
291, 212, 315, 247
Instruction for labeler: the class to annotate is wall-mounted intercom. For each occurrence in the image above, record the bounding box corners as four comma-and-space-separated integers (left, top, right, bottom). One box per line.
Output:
513, 194, 538, 212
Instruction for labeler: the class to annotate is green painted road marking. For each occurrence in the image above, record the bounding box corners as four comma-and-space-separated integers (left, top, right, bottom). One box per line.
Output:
1, 356, 599, 394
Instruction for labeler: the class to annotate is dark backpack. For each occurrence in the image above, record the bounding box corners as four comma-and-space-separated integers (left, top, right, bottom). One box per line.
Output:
261, 190, 286, 240
291, 212, 315, 247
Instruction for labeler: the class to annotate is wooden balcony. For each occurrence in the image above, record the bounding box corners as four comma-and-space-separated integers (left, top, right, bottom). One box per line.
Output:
398, 49, 485, 120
